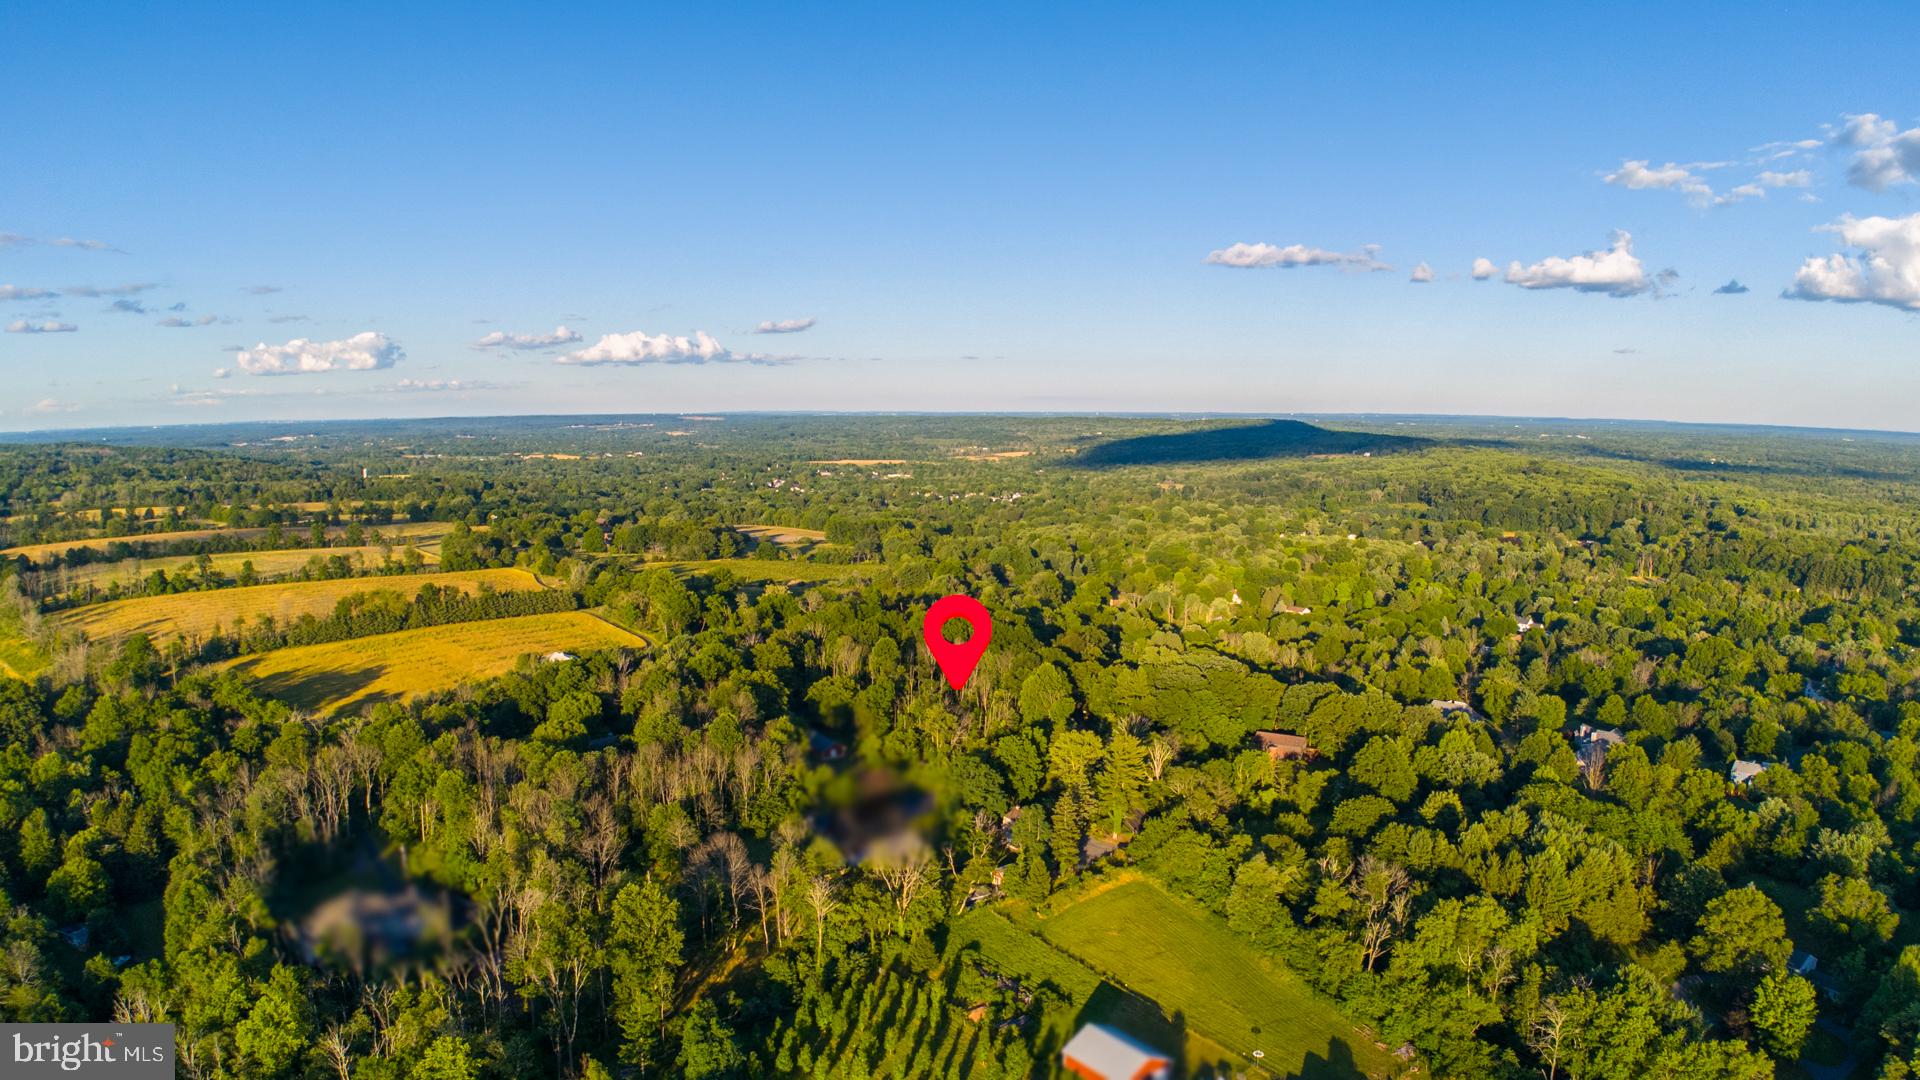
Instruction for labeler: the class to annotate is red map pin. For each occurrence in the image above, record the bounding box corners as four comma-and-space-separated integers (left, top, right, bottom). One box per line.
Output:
923, 594, 992, 691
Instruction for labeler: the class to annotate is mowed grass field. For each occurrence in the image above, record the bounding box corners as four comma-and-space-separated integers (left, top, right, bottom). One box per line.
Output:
1, 519, 458, 566
31, 545, 441, 592
735, 523, 828, 545
55, 568, 543, 645
218, 611, 648, 713
1016, 876, 1393, 1079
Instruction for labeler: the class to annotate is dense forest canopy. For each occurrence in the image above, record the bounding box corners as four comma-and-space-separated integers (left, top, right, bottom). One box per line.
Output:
0, 413, 1917, 1079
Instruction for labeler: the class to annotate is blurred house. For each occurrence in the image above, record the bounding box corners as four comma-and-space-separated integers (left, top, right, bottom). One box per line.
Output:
1253, 730, 1312, 761
1061, 1023, 1172, 1080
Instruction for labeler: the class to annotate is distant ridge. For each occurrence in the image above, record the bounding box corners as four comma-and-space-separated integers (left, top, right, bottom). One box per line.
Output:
1071, 418, 1428, 467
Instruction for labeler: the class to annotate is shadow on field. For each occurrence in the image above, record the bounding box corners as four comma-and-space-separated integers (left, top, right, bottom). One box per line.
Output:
227, 657, 392, 712
1070, 419, 1429, 468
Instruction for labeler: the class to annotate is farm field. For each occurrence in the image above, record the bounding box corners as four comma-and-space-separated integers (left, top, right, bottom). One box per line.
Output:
1, 519, 457, 565
1024, 876, 1394, 1079
54, 567, 543, 645
217, 611, 648, 713
27, 544, 440, 592
1, 527, 234, 564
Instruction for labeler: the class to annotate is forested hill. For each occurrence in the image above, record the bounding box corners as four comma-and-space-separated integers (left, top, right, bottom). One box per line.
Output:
1071, 419, 1431, 467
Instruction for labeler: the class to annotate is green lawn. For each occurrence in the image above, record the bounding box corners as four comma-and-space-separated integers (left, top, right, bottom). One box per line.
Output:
958, 876, 1396, 1079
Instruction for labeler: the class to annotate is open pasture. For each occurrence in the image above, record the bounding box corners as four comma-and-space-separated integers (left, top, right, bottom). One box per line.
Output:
218, 611, 647, 713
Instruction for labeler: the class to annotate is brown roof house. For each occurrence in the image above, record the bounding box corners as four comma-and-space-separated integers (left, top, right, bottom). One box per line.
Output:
1253, 730, 1313, 761
1061, 1023, 1172, 1080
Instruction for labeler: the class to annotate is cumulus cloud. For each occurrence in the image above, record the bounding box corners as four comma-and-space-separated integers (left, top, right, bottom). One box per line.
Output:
1714, 279, 1751, 295
1408, 262, 1435, 283
1204, 241, 1390, 271
556, 329, 773, 366
109, 299, 148, 315
472, 325, 582, 350
1757, 170, 1812, 188
6, 319, 77, 334
1470, 258, 1499, 281
62, 283, 156, 298
754, 317, 817, 334
211, 367, 231, 379
0, 285, 59, 301
235, 331, 404, 375
1501, 231, 1650, 297
1785, 212, 1920, 311
1829, 113, 1920, 192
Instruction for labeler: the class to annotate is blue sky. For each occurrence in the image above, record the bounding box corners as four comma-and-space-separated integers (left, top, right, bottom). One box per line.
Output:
3, 4, 1917, 431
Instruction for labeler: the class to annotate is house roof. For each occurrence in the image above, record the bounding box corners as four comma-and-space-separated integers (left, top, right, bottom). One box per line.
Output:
1730, 759, 1768, 782
1061, 1024, 1169, 1080
1253, 731, 1309, 751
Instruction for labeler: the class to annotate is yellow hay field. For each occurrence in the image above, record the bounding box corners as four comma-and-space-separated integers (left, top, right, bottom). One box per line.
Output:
219, 611, 648, 714
54, 568, 543, 645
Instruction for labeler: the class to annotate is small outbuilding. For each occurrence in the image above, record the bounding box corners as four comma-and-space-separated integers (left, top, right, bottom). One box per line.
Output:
1730, 759, 1768, 785
1253, 731, 1313, 761
1061, 1023, 1173, 1080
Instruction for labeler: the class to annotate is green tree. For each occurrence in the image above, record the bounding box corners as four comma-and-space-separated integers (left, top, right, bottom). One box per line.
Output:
676, 998, 745, 1079
233, 964, 314, 1077
1750, 972, 1817, 1060
611, 880, 684, 1065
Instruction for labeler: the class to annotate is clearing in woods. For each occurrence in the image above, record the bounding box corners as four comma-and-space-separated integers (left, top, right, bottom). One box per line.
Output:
54, 567, 544, 645
218, 611, 648, 713
978, 876, 1394, 1079
27, 545, 441, 593
734, 523, 828, 545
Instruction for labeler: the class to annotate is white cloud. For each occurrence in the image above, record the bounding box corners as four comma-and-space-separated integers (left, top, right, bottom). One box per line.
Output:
6, 319, 77, 334
1824, 114, 1920, 191
556, 329, 762, 366
1, 285, 59, 301
61, 282, 155, 298
32, 399, 77, 413
1502, 231, 1650, 297
1605, 153, 1820, 206
1204, 241, 1390, 271
1605, 159, 1705, 194
754, 317, 817, 334
211, 367, 231, 379
1470, 258, 1499, 280
1785, 212, 1920, 311
393, 378, 479, 392
1408, 262, 1434, 283
235, 331, 404, 375
472, 325, 582, 350
158, 314, 220, 328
